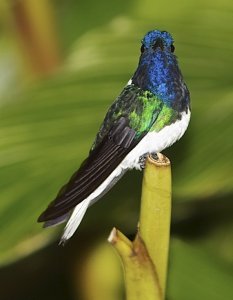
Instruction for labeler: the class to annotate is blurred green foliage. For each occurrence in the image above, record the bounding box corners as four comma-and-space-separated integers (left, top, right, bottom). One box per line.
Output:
0, 0, 233, 299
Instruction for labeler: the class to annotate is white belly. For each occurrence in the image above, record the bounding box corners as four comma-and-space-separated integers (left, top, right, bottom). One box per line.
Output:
122, 109, 191, 169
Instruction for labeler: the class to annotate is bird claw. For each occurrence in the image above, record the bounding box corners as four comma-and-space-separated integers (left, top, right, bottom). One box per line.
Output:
139, 153, 148, 170
139, 152, 158, 169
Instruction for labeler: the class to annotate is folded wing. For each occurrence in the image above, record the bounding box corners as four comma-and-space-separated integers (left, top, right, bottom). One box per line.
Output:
38, 85, 163, 225
38, 117, 144, 222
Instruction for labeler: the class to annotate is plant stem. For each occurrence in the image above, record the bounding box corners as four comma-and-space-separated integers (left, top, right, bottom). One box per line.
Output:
108, 227, 161, 300
108, 153, 172, 300
138, 153, 171, 298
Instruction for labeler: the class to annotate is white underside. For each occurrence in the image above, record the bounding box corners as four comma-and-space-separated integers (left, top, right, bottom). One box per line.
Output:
61, 109, 191, 241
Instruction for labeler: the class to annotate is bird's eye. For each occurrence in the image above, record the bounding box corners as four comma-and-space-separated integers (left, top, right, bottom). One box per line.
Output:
171, 44, 175, 53
140, 44, 145, 53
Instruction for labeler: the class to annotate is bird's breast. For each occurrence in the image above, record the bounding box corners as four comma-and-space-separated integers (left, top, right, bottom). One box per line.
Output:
121, 109, 191, 170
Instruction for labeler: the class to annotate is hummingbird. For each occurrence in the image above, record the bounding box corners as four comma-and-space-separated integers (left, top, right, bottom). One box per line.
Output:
38, 30, 190, 243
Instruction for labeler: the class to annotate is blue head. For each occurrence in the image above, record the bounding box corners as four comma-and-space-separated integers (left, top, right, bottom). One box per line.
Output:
132, 30, 189, 111
142, 30, 174, 52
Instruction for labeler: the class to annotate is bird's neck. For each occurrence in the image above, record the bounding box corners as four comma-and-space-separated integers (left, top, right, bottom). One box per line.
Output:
132, 51, 190, 112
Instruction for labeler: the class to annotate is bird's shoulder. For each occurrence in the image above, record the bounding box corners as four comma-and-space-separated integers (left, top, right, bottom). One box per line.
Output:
91, 84, 163, 151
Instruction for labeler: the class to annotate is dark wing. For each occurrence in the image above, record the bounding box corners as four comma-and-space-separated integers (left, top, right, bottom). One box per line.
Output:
38, 117, 144, 222
38, 85, 163, 222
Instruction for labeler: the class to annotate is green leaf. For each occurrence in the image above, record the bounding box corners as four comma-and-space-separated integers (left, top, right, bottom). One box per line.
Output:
168, 239, 233, 300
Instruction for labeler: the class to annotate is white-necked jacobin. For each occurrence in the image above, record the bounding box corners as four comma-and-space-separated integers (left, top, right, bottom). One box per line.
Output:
38, 30, 191, 243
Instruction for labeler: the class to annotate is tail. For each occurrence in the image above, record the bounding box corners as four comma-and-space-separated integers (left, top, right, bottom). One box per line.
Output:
59, 164, 127, 244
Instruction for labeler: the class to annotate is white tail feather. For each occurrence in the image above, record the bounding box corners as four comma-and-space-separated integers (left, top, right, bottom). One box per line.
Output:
60, 198, 90, 243
59, 164, 126, 243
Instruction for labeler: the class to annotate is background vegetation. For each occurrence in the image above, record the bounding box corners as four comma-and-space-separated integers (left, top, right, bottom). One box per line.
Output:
0, 0, 232, 299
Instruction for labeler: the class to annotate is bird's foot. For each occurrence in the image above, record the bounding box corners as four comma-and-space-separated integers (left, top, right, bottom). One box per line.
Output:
138, 153, 149, 170
138, 152, 159, 170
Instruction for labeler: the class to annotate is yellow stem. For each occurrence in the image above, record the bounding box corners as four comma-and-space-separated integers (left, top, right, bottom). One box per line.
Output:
138, 153, 171, 297
108, 228, 162, 300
